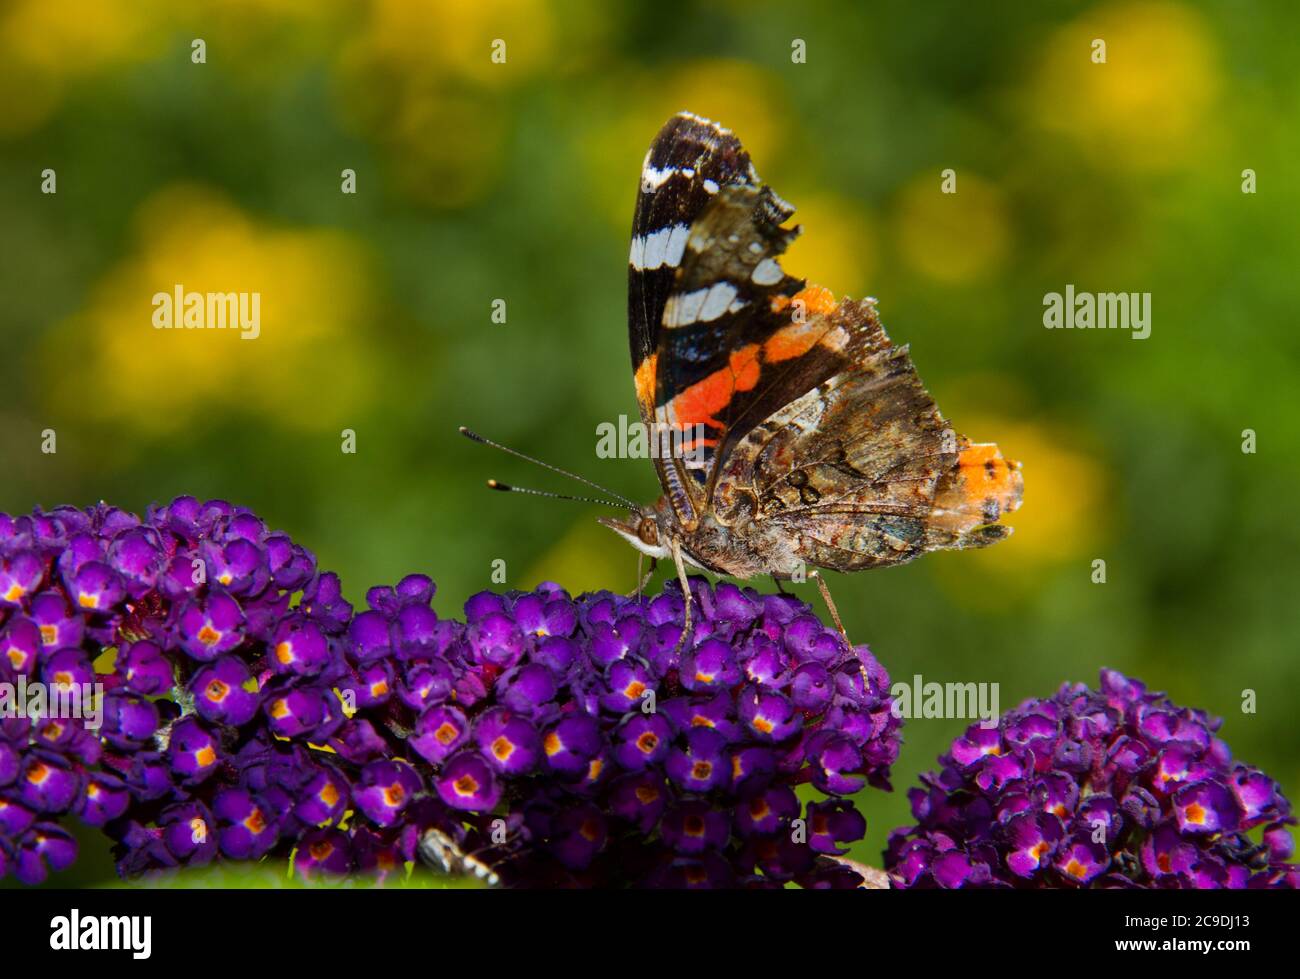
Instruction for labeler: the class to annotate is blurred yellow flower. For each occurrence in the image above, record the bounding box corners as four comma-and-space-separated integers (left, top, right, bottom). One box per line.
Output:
1028, 0, 1220, 168
41, 185, 379, 437
191, 0, 348, 18
0, 0, 158, 135
969, 417, 1107, 567
930, 409, 1110, 606
780, 193, 877, 298
334, 0, 565, 207
894, 171, 1011, 284
0, 0, 360, 135
346, 0, 555, 90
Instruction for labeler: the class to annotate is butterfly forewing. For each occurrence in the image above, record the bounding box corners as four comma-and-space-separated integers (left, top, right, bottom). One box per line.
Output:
628, 113, 758, 376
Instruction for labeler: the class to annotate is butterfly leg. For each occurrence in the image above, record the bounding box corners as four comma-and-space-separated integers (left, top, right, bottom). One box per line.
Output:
771, 574, 788, 595
631, 555, 658, 600
810, 570, 849, 643
809, 571, 873, 688
671, 539, 693, 653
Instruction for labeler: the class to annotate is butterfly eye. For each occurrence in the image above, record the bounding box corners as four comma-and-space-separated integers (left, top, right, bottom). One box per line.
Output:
638, 518, 659, 547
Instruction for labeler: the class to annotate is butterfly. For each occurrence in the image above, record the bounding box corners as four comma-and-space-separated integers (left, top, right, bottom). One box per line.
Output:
465, 111, 1022, 635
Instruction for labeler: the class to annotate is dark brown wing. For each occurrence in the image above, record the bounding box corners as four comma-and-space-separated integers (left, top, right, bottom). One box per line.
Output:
712, 309, 1024, 571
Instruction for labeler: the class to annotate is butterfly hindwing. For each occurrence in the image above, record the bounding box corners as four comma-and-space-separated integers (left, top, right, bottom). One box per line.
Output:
708, 318, 1006, 570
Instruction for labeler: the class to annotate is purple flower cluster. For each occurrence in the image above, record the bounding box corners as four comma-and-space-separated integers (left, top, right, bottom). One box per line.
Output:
0, 498, 341, 882
886, 670, 1298, 889
0, 497, 899, 888
391, 577, 900, 887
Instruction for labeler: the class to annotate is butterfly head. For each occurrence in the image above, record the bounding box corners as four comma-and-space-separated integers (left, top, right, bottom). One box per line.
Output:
597, 500, 675, 561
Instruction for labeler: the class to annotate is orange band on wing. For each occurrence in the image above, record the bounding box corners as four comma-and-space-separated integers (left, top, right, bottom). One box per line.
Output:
668, 344, 761, 429
763, 320, 824, 362
770, 284, 837, 318
634, 353, 658, 408
955, 443, 1023, 514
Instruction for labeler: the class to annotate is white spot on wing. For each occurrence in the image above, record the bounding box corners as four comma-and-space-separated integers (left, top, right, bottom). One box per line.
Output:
640, 165, 678, 193
751, 258, 783, 285
630, 223, 691, 271
664, 224, 690, 267
663, 282, 741, 327
699, 282, 738, 321
663, 288, 708, 328
642, 227, 670, 269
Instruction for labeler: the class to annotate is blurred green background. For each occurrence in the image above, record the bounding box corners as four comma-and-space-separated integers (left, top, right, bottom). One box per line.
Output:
2, 0, 1297, 885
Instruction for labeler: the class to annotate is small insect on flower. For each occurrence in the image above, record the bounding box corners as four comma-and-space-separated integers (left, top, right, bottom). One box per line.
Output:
418, 828, 503, 888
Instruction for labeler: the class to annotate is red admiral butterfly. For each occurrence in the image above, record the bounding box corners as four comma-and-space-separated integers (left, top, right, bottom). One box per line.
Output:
466, 112, 1022, 635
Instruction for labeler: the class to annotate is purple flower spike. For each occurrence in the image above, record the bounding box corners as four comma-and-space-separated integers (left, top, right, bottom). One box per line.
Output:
0, 499, 910, 888
887, 670, 1298, 889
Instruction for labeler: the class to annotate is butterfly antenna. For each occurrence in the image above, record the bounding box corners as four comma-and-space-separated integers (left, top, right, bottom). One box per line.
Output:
486, 479, 626, 509
460, 426, 638, 509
